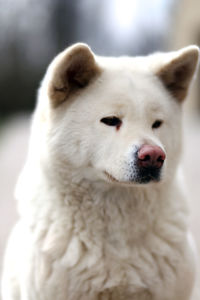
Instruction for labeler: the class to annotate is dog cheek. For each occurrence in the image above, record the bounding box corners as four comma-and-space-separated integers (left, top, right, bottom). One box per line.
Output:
116, 154, 137, 182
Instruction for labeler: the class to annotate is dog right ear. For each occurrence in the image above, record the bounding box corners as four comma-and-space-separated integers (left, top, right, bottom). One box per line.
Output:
47, 43, 101, 107
155, 46, 199, 102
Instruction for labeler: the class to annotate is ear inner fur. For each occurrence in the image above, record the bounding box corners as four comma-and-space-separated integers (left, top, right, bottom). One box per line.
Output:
156, 47, 199, 102
48, 44, 102, 107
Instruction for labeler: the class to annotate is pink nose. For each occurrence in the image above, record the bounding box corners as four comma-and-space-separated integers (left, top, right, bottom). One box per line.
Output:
137, 145, 166, 169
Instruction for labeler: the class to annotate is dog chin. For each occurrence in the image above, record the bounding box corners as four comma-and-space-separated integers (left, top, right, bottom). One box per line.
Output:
132, 167, 163, 184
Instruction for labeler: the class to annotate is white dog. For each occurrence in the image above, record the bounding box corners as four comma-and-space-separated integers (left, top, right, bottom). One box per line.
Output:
1, 43, 199, 300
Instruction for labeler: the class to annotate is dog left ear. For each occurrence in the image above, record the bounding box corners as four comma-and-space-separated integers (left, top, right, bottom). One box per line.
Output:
47, 43, 101, 107
156, 46, 199, 102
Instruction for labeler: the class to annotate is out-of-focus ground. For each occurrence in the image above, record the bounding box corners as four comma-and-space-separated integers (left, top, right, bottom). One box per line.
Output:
0, 113, 199, 295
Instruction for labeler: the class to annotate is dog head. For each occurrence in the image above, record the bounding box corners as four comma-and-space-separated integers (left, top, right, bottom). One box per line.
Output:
37, 43, 199, 185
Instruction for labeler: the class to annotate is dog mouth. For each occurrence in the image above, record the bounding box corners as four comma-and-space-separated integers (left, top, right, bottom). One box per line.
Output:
104, 167, 162, 185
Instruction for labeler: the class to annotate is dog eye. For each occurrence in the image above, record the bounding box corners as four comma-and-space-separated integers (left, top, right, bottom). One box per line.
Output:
100, 116, 122, 127
152, 120, 163, 129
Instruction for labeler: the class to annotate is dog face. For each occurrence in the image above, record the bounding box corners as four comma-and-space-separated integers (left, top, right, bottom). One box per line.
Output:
38, 44, 199, 185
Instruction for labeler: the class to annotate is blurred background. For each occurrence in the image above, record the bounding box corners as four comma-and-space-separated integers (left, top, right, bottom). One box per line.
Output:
0, 0, 200, 293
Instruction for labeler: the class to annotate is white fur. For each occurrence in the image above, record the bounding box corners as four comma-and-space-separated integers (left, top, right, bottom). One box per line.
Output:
1, 44, 199, 300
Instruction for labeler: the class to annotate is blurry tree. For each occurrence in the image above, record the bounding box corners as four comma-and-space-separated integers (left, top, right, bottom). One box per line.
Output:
50, 0, 79, 50
0, 0, 80, 116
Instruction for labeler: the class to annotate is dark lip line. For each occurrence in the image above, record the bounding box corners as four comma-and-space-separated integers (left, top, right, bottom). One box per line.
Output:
103, 171, 134, 185
104, 171, 119, 183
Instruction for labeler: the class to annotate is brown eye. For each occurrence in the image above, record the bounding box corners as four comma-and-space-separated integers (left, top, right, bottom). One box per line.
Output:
100, 116, 122, 127
152, 120, 163, 129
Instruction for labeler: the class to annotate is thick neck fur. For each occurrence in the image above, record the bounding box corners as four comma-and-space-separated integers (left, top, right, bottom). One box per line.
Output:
16, 150, 188, 249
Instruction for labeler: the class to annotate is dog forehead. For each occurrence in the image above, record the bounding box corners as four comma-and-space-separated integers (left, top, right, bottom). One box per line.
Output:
95, 68, 166, 109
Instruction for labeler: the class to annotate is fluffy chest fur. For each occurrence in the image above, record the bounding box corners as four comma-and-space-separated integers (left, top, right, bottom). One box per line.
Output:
23, 179, 189, 300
